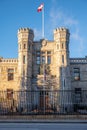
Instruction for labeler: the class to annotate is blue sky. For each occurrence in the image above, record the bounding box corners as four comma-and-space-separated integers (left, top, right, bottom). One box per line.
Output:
0, 0, 87, 58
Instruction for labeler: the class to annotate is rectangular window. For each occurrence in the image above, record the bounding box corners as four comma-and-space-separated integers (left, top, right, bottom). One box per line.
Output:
47, 51, 51, 55
62, 55, 64, 64
36, 56, 40, 64
62, 43, 64, 49
24, 44, 26, 49
42, 56, 45, 64
64, 79, 65, 87
36, 51, 40, 55
47, 56, 51, 64
23, 55, 26, 64
36, 51, 40, 64
8, 69, 14, 81
74, 68, 80, 81
41, 51, 45, 55
7, 89, 13, 99
75, 88, 82, 103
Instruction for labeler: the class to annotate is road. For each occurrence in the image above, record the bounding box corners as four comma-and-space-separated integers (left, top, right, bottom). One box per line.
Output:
0, 123, 87, 130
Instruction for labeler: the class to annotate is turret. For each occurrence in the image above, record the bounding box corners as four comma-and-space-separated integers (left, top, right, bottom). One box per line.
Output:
18, 28, 34, 90
54, 27, 70, 66
54, 27, 72, 112
53, 27, 71, 89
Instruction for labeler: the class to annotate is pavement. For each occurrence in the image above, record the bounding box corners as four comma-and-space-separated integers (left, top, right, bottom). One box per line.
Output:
0, 123, 87, 130
0, 115, 87, 123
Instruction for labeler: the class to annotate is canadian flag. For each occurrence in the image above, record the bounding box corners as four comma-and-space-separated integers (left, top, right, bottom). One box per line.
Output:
37, 3, 44, 12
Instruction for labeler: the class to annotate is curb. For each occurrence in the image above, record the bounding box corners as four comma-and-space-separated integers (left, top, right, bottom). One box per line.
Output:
0, 119, 87, 123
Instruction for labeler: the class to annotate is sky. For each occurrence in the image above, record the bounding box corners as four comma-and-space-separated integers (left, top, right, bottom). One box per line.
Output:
0, 0, 87, 58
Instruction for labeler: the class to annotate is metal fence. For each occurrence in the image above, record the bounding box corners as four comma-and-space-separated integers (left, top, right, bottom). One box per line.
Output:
0, 90, 87, 115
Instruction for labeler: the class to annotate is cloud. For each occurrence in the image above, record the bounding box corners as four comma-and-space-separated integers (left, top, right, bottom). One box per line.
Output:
71, 29, 85, 57
63, 17, 78, 26
50, 9, 63, 26
49, 7, 78, 27
46, 6, 78, 40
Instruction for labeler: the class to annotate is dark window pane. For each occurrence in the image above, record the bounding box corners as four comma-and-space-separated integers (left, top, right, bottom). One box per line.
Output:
75, 88, 82, 103
23, 55, 25, 64
41, 51, 45, 55
36, 51, 40, 55
47, 51, 51, 54
24, 44, 26, 49
74, 68, 80, 81
47, 56, 51, 64
42, 56, 45, 64
62, 55, 64, 64
62, 43, 64, 49
8, 69, 14, 81
36, 56, 40, 64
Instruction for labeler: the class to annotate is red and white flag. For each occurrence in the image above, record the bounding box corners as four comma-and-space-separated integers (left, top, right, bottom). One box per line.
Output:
37, 3, 44, 12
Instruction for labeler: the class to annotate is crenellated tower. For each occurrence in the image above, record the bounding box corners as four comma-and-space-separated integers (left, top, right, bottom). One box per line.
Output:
54, 27, 71, 90
54, 27, 72, 112
18, 28, 34, 90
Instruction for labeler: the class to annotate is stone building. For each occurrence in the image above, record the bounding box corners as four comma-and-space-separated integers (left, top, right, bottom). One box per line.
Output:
0, 27, 87, 112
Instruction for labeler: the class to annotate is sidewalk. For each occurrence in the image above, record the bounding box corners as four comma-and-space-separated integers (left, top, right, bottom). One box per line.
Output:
0, 115, 87, 123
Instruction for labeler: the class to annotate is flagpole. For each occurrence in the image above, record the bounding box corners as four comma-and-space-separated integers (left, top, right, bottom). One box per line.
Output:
42, 4, 44, 38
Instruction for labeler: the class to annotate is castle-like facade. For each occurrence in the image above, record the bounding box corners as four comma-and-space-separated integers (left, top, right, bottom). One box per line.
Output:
0, 27, 87, 112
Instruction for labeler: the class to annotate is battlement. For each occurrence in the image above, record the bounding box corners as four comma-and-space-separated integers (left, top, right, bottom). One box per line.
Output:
18, 28, 34, 34
70, 57, 87, 64
54, 27, 69, 33
0, 58, 18, 63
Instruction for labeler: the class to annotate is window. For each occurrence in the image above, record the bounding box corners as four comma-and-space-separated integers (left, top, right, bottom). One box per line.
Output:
7, 89, 13, 99
62, 55, 64, 64
36, 51, 40, 64
42, 56, 45, 64
47, 56, 51, 64
74, 68, 80, 81
47, 51, 51, 55
8, 69, 14, 81
41, 51, 45, 55
75, 88, 82, 103
62, 78, 65, 88
36, 51, 40, 55
23, 55, 26, 64
36, 56, 40, 64
24, 44, 26, 49
62, 43, 64, 49
64, 79, 65, 87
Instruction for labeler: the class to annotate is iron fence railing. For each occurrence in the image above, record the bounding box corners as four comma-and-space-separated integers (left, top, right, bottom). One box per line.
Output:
0, 90, 87, 115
